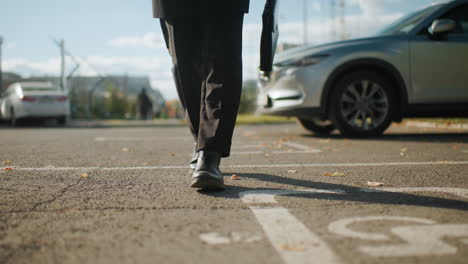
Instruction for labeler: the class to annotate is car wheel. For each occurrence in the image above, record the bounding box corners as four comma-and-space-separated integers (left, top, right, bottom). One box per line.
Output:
57, 116, 67, 126
298, 118, 335, 135
329, 71, 395, 137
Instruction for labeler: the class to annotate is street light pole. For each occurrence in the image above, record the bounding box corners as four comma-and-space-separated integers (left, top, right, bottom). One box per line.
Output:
0, 36, 4, 94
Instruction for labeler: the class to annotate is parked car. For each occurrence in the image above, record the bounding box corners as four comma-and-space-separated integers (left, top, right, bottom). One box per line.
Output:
258, 0, 468, 137
0, 82, 70, 126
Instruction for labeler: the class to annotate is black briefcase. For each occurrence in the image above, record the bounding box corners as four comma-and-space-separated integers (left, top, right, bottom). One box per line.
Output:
259, 0, 279, 77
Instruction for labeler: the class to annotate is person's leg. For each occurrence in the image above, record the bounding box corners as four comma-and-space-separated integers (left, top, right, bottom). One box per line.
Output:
161, 18, 203, 142
197, 15, 244, 158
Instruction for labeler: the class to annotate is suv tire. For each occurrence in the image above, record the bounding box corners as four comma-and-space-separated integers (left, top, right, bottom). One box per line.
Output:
329, 71, 396, 137
298, 118, 335, 135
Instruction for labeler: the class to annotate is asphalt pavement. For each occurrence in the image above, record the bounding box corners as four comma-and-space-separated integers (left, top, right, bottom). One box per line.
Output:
1, 122, 467, 264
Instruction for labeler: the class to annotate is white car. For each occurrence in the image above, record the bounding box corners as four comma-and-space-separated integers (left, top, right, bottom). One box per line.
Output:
0, 82, 70, 126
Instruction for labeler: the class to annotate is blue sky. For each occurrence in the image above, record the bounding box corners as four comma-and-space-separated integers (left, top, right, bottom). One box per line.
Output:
1, 0, 437, 99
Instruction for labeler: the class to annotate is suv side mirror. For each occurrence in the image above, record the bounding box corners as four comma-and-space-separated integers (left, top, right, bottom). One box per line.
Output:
428, 19, 457, 36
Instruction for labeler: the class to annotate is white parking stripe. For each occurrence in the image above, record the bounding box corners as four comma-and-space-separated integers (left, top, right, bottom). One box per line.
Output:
282, 142, 321, 152
94, 136, 192, 142
240, 189, 344, 264
272, 150, 321, 154
3, 161, 468, 171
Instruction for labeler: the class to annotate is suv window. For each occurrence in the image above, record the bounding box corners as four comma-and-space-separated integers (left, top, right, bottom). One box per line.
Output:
441, 4, 468, 34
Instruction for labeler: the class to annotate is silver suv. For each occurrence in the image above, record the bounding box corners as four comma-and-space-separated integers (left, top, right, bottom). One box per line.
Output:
258, 0, 468, 137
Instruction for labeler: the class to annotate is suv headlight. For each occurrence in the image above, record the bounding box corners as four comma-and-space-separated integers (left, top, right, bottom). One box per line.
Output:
274, 54, 329, 68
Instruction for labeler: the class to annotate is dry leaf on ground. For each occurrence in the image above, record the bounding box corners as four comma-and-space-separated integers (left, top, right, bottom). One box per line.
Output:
230, 174, 241, 180
322, 171, 345, 177
288, 170, 298, 174
168, 153, 176, 156
278, 244, 305, 251
81, 173, 89, 178
2, 160, 13, 165
367, 181, 384, 187
4, 167, 14, 171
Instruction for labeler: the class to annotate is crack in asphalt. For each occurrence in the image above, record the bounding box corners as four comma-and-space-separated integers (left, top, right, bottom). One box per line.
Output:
29, 179, 83, 212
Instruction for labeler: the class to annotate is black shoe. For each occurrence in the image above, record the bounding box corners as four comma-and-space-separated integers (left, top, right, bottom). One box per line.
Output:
189, 150, 198, 170
191, 151, 224, 190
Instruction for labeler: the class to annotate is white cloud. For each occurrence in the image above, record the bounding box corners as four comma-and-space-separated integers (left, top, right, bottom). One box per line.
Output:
108, 33, 166, 49
5, 42, 17, 49
349, 0, 401, 15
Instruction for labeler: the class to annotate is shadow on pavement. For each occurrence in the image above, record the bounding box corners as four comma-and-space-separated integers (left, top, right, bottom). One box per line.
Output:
301, 133, 468, 143
200, 173, 468, 212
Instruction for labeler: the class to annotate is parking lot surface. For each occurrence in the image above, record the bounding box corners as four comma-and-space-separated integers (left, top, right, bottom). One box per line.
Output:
1, 123, 467, 264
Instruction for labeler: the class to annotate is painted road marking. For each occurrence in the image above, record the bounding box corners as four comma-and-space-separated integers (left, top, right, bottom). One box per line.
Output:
199, 232, 263, 245
328, 216, 468, 257
282, 141, 320, 152
3, 161, 468, 171
240, 187, 468, 263
328, 216, 437, 241
94, 136, 192, 142
240, 189, 345, 264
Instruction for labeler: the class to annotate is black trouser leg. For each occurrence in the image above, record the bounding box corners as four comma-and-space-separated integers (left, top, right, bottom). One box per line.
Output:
161, 18, 203, 141
197, 15, 244, 157
161, 15, 244, 158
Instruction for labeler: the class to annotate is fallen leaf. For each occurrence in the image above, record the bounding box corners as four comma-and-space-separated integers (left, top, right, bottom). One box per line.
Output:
168, 153, 176, 156
81, 173, 89, 178
400, 148, 408, 152
230, 174, 241, 180
4, 167, 14, 171
367, 181, 384, 187
288, 170, 298, 174
322, 171, 345, 177
278, 244, 305, 251
2, 160, 13, 165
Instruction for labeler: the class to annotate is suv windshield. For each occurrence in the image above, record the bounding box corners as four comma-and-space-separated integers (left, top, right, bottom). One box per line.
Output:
377, 4, 443, 35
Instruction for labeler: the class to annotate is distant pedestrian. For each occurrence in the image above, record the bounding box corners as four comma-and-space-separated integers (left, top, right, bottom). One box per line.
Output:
138, 88, 153, 120
153, 0, 250, 190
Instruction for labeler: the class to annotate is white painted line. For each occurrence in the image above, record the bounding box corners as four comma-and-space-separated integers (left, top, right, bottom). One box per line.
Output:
231, 161, 468, 168
3, 161, 468, 171
240, 189, 344, 264
272, 150, 321, 154
361, 187, 468, 199
230, 151, 265, 155
282, 142, 321, 152
94, 136, 192, 142
199, 232, 263, 245
231, 145, 265, 149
